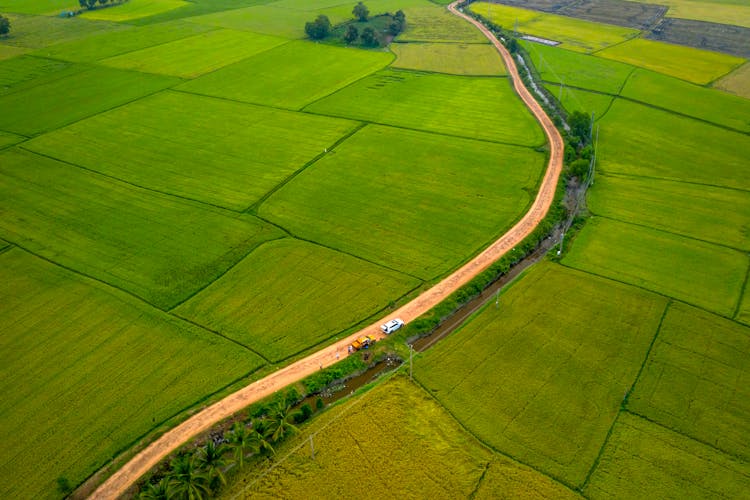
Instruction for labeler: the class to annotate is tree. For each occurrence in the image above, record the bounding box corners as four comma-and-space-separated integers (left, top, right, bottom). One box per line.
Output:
86, 0, 97, 9
360, 26, 377, 46
79, 0, 87, 8
169, 454, 211, 500
343, 24, 359, 44
304, 14, 331, 40
227, 422, 254, 469
56, 477, 73, 496
0, 15, 10, 36
138, 478, 172, 500
266, 402, 299, 443
98, 0, 108, 5
568, 158, 589, 180
197, 441, 229, 491
569, 110, 591, 144
353, 1, 369, 22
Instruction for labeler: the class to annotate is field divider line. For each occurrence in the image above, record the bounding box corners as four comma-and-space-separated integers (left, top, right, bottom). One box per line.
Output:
468, 461, 491, 500
599, 170, 750, 195
88, 1, 565, 496
580, 300, 671, 490
731, 258, 750, 320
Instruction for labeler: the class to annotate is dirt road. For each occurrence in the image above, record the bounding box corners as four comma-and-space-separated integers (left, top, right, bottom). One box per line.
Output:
89, 4, 563, 498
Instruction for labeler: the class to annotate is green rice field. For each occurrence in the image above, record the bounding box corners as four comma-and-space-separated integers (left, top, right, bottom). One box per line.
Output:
306, 69, 544, 145
0, 130, 23, 149
546, 84, 614, 118
177, 40, 392, 109
261, 125, 544, 280
175, 239, 420, 362
595, 38, 744, 85
416, 263, 666, 486
398, 5, 489, 43
80, 0, 186, 21
0, 0, 77, 15
627, 302, 750, 461
222, 375, 578, 498
563, 217, 747, 316
0, 148, 283, 309
0, 55, 75, 94
0, 248, 263, 500
588, 174, 750, 251
391, 42, 505, 75
630, 0, 750, 28
470, 2, 638, 52
0, 13, 126, 48
24, 90, 358, 210
585, 412, 750, 498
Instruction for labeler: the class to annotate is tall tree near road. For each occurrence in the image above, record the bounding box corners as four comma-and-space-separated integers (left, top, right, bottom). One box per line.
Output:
0, 14, 10, 36
353, 1, 369, 21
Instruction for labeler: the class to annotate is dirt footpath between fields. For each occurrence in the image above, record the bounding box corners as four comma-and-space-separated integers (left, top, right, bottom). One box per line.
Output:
89, 4, 563, 497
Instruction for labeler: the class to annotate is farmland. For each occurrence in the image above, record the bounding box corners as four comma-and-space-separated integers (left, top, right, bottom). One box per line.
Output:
415, 263, 666, 486
630, 0, 750, 28
177, 41, 392, 109
260, 124, 544, 279
80, 0, 185, 21
546, 85, 614, 117
24, 90, 359, 210
175, 239, 421, 362
391, 42, 505, 75
397, 5, 489, 42
714, 62, 750, 99
0, 248, 264, 500
0, 148, 283, 309
0, 13, 126, 48
562, 217, 747, 316
222, 375, 578, 498
306, 69, 544, 145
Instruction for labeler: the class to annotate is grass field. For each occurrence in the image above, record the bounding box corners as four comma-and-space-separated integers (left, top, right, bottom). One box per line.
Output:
222, 375, 577, 498
597, 99, 750, 190
630, 0, 750, 28
80, 0, 186, 21
620, 68, 750, 132
0, 248, 264, 500
714, 62, 750, 99
397, 5, 489, 43
0, 148, 284, 309
25, 91, 357, 211
563, 217, 747, 316
585, 412, 750, 498
177, 41, 391, 109
0, 65, 179, 136
391, 42, 505, 76
627, 302, 750, 461
588, 175, 750, 251
415, 263, 666, 486
470, 2, 638, 52
175, 239, 420, 362
0, 45, 29, 60
261, 125, 544, 280
520, 40, 634, 95
101, 28, 285, 78
595, 38, 744, 85
0, 13, 127, 48
306, 69, 544, 146
32, 20, 215, 63
0, 55, 76, 94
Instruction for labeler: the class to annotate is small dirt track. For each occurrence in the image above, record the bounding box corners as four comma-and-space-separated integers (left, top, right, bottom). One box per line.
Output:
90, 4, 563, 498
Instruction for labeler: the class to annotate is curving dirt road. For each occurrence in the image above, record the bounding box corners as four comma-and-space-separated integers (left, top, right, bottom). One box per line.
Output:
89, 4, 563, 498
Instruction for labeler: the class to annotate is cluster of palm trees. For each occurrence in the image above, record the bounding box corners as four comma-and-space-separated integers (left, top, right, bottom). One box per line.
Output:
138, 401, 303, 499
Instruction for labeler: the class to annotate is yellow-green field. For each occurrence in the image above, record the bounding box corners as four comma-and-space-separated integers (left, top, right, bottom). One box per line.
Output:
714, 62, 750, 98
470, 2, 638, 52
0, 13, 126, 48
595, 38, 744, 85
80, 0, 186, 21
631, 0, 750, 28
398, 5, 489, 43
391, 42, 505, 75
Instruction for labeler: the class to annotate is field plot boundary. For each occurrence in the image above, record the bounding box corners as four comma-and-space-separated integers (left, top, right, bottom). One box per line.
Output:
90, 1, 564, 496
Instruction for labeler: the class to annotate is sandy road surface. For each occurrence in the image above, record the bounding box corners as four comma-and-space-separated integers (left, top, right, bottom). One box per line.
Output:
90, 4, 563, 497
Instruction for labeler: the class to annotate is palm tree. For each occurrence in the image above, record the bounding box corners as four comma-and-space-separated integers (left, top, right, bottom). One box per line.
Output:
139, 477, 172, 500
169, 453, 211, 500
227, 422, 254, 469
249, 423, 274, 456
197, 441, 229, 491
266, 401, 299, 443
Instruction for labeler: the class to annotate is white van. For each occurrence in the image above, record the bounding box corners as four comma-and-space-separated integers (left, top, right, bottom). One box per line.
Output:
381, 318, 405, 334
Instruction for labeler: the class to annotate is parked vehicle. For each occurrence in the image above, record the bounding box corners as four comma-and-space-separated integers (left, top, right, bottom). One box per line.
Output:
350, 335, 377, 351
380, 318, 405, 334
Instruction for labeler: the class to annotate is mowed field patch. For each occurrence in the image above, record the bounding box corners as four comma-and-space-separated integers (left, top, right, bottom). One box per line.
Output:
585, 413, 750, 498
178, 41, 391, 109
0, 149, 283, 309
0, 65, 179, 136
176, 239, 420, 362
80, 0, 187, 21
595, 38, 744, 85
563, 217, 747, 316
101, 28, 286, 78
588, 175, 750, 251
25, 91, 358, 210
222, 375, 577, 499
470, 2, 638, 52
33, 20, 215, 63
714, 62, 750, 99
306, 70, 544, 146
391, 43, 505, 76
0, 248, 264, 500
597, 100, 750, 190
621, 69, 750, 132
521, 40, 634, 95
261, 125, 544, 280
628, 302, 750, 461
415, 263, 666, 486
397, 5, 489, 42
0, 13, 127, 48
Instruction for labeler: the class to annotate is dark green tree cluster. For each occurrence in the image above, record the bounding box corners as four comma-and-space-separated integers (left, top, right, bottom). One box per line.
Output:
305, 14, 331, 40
136, 390, 314, 499
353, 1, 369, 22
0, 14, 10, 36
388, 10, 406, 36
79, 0, 120, 9
564, 111, 594, 180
